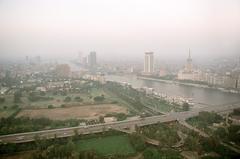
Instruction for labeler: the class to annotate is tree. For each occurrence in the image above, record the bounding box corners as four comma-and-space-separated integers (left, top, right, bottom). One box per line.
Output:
99, 116, 104, 123
52, 91, 58, 96
201, 137, 219, 152
233, 108, 240, 115
116, 113, 127, 121
227, 125, 240, 144
159, 149, 182, 159
73, 129, 79, 139
0, 97, 5, 103
40, 91, 46, 96
11, 105, 19, 109
129, 133, 146, 151
75, 96, 83, 102
48, 105, 54, 109
143, 148, 160, 159
61, 91, 67, 96
28, 92, 38, 102
60, 104, 66, 108
184, 135, 201, 151
198, 111, 223, 124
182, 102, 190, 111
14, 91, 22, 103
64, 96, 71, 102
34, 134, 41, 150
65, 139, 76, 158
93, 96, 105, 102
214, 127, 227, 140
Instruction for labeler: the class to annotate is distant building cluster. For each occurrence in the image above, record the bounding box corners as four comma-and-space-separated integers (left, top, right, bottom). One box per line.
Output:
55, 64, 71, 77
177, 51, 240, 90
141, 50, 240, 90
77, 51, 97, 68
25, 55, 41, 65
83, 73, 106, 84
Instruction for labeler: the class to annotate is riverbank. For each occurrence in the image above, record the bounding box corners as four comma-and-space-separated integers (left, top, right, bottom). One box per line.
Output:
137, 76, 240, 94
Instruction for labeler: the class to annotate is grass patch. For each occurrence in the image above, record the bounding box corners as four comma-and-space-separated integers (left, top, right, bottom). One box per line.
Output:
75, 135, 136, 156
0, 109, 17, 118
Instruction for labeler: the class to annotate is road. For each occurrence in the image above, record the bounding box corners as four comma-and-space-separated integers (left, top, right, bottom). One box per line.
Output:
178, 120, 209, 138
0, 103, 240, 144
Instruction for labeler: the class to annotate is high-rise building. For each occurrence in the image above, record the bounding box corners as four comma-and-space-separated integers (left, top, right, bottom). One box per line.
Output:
177, 50, 204, 81
88, 51, 97, 67
185, 49, 193, 72
144, 52, 154, 75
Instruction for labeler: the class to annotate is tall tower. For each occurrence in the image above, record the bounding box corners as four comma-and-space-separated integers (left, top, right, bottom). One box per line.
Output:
185, 49, 193, 72
88, 51, 97, 67
144, 52, 154, 75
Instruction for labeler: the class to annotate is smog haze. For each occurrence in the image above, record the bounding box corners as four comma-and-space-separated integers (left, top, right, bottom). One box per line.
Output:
0, 0, 240, 62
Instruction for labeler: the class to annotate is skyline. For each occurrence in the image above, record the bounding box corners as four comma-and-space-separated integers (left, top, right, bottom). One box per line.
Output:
1, 1, 240, 158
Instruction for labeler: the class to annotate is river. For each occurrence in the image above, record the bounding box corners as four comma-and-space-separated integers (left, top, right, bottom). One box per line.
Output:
105, 75, 240, 108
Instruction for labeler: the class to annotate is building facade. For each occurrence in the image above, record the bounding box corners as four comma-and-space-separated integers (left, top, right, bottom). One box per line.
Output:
143, 52, 154, 75
177, 51, 204, 81
88, 51, 97, 67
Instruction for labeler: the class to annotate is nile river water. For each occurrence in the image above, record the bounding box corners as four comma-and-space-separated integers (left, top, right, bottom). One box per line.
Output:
106, 75, 240, 108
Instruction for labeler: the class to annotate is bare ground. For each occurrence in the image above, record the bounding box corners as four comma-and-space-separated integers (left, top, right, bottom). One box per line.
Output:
17, 104, 128, 120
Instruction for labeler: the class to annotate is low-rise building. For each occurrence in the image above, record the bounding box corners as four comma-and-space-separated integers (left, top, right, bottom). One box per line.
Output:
238, 75, 240, 89
0, 87, 9, 95
104, 117, 117, 123
83, 74, 106, 84
36, 87, 47, 92
223, 72, 238, 89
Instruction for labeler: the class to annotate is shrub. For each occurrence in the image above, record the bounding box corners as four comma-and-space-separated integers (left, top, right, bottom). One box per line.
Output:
61, 104, 66, 108
0, 97, 5, 103
93, 96, 105, 102
40, 91, 46, 96
64, 96, 71, 102
74, 96, 83, 102
182, 102, 190, 111
48, 105, 54, 109
11, 105, 19, 109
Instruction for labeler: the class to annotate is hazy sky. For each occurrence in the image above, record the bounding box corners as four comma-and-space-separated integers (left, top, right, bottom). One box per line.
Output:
0, 0, 240, 61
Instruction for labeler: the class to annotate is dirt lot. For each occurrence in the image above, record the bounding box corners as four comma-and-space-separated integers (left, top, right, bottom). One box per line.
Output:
0, 151, 33, 159
17, 104, 128, 120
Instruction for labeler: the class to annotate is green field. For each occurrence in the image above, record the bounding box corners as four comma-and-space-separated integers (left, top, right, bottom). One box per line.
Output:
75, 135, 136, 156
0, 109, 16, 118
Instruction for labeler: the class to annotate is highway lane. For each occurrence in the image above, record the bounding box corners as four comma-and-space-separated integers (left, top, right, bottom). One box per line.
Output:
0, 103, 240, 144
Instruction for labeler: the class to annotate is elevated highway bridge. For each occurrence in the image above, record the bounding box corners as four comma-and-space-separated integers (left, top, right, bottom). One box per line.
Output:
1, 101, 240, 144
